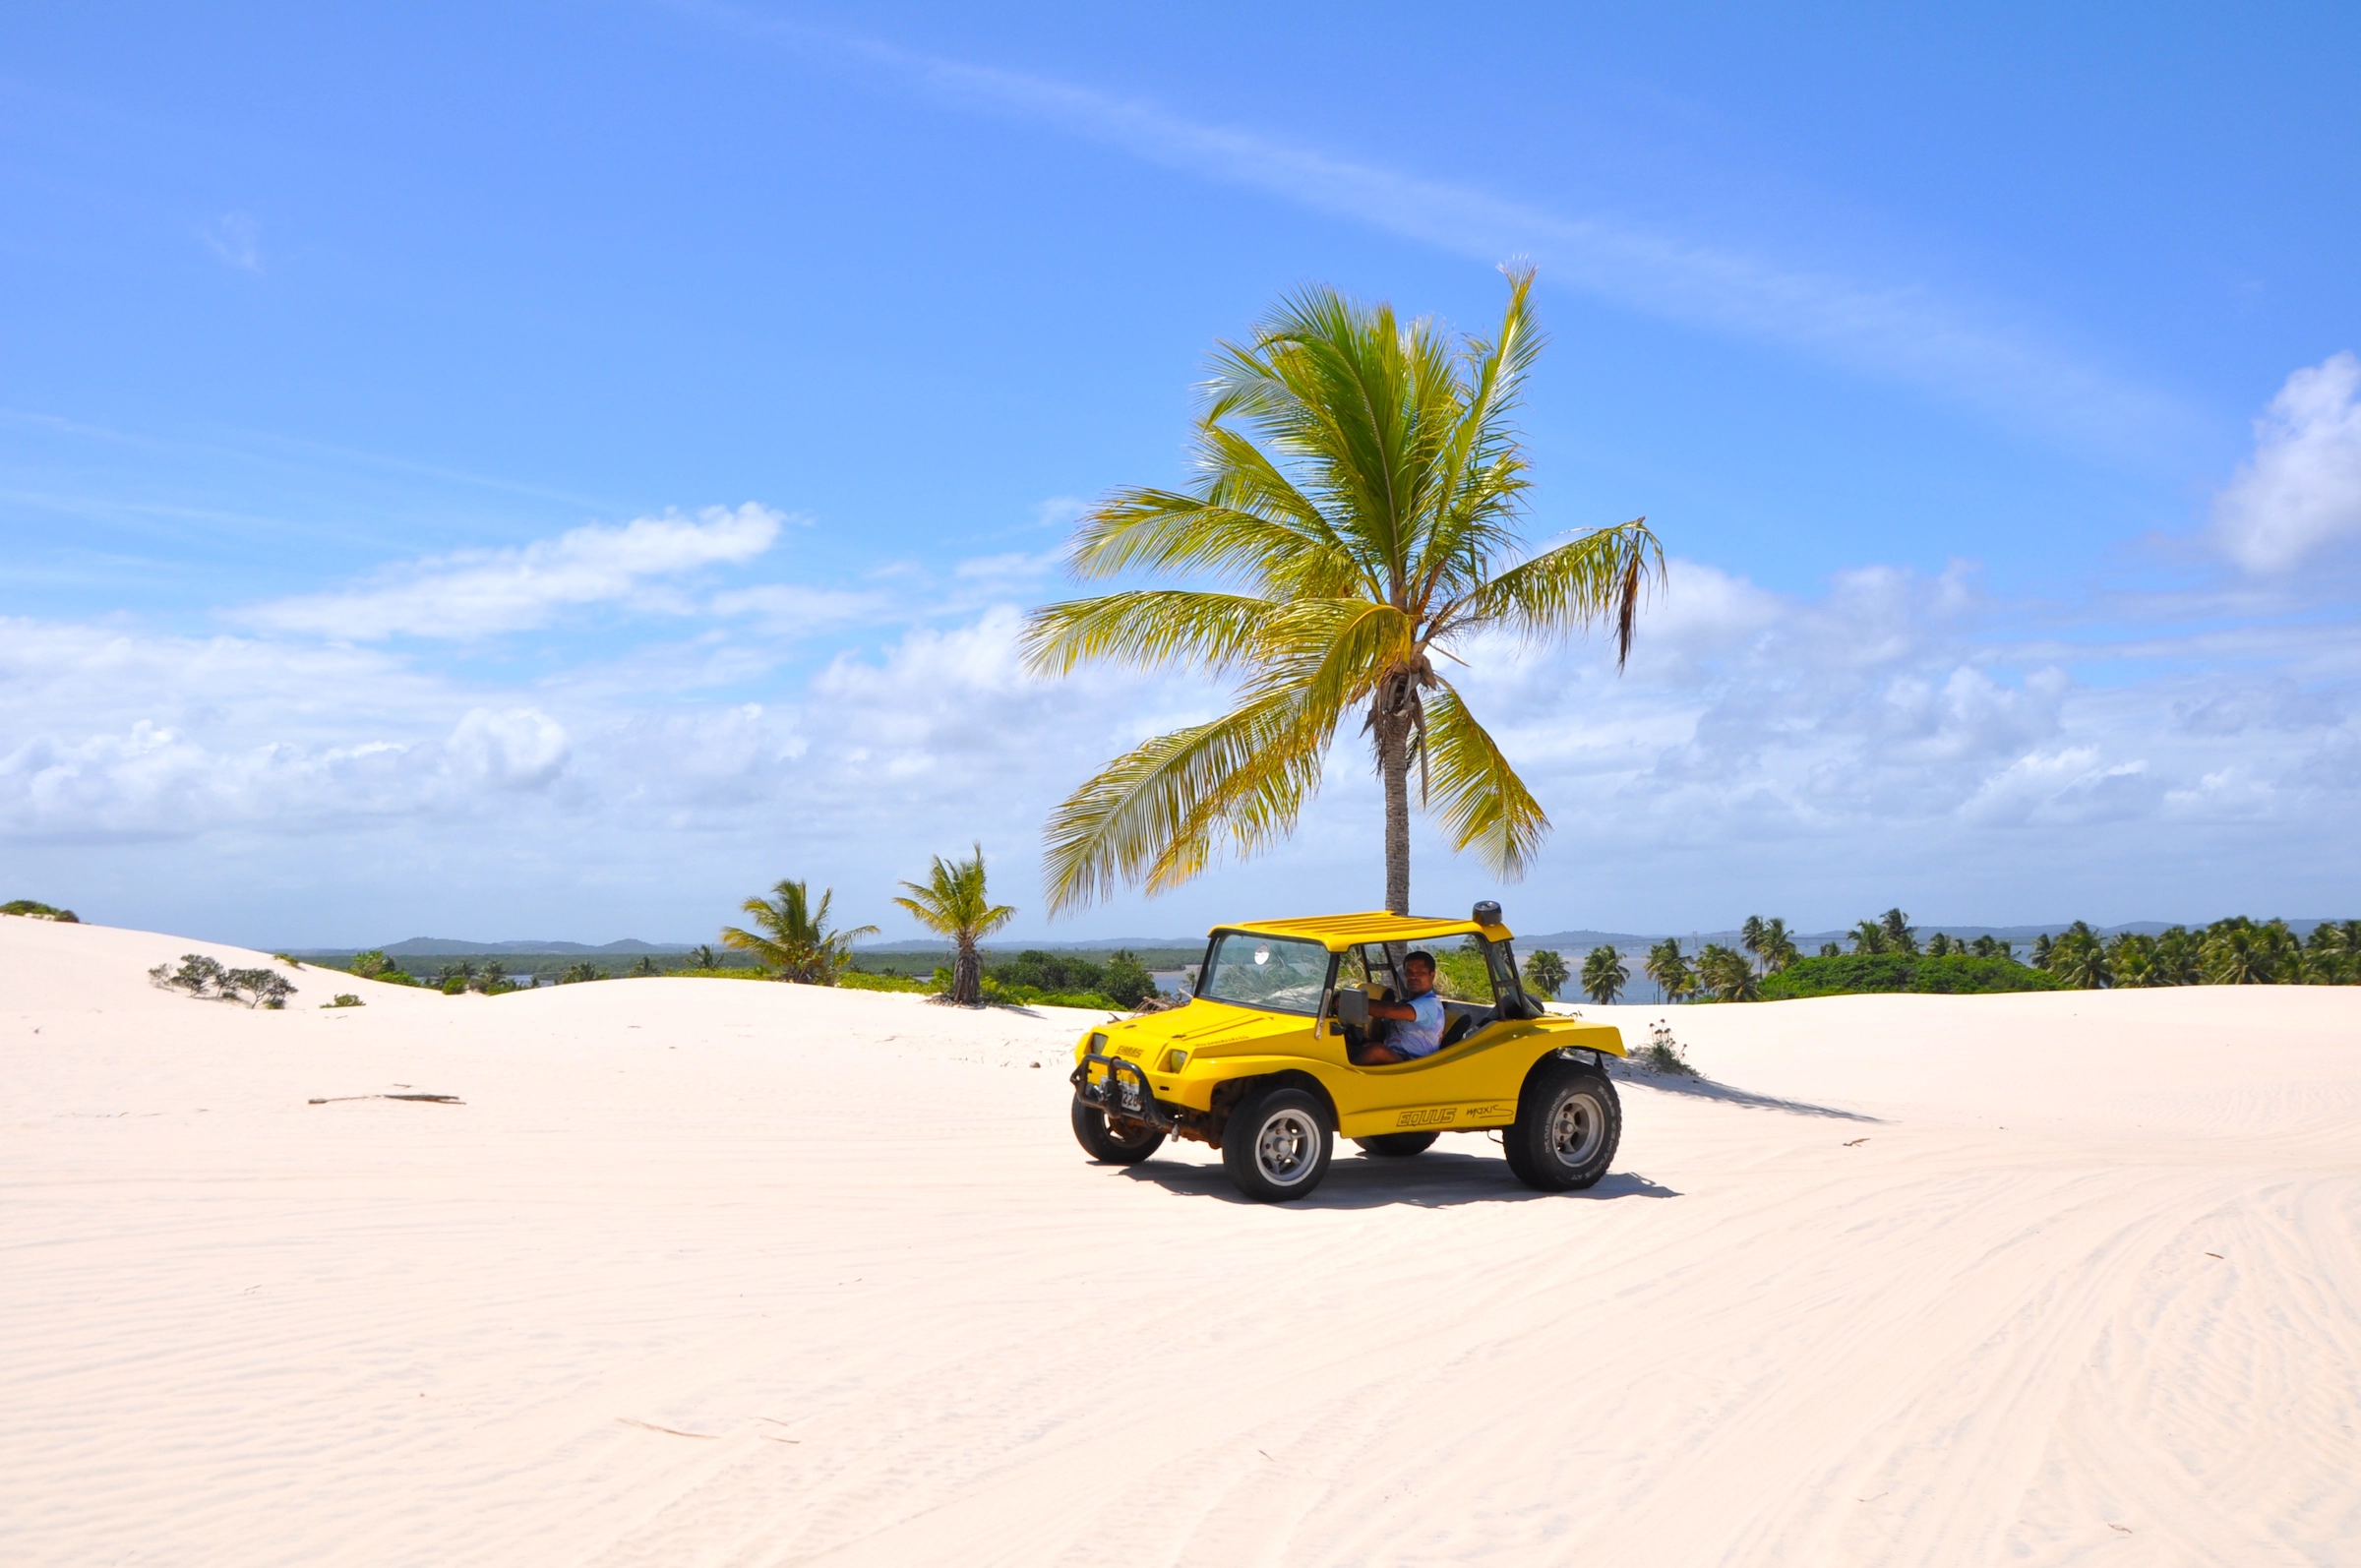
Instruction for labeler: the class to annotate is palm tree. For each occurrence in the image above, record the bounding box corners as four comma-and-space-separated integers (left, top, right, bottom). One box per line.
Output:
893, 845, 1017, 1006
2151, 927, 2200, 985
2105, 932, 2156, 987
1522, 947, 1570, 1000
721, 878, 878, 985
1756, 917, 1798, 972
1740, 915, 1766, 966
1878, 908, 1918, 955
1644, 937, 1695, 1003
1020, 270, 1663, 915
689, 943, 718, 971
2048, 924, 2110, 989
2202, 924, 2272, 985
1924, 932, 1956, 957
1578, 945, 1627, 1004
1849, 920, 1888, 956
1696, 943, 1759, 1001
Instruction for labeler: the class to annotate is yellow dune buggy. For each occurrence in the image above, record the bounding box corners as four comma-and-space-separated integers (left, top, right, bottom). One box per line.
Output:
1069, 903, 1626, 1201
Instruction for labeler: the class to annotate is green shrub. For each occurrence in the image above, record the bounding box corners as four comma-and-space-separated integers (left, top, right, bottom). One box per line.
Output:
557, 962, 609, 985
1632, 1019, 1697, 1075
3, 899, 78, 922
1757, 954, 2063, 999
837, 970, 933, 994
323, 994, 364, 1008
675, 966, 769, 981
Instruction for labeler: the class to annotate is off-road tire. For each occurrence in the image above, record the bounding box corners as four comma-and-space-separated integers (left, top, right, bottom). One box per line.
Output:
1221, 1085, 1333, 1201
1352, 1130, 1440, 1158
1071, 1096, 1166, 1164
1504, 1062, 1620, 1191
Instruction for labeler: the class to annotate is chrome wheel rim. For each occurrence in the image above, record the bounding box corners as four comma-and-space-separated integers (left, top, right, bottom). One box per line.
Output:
1550, 1088, 1604, 1167
1254, 1109, 1320, 1185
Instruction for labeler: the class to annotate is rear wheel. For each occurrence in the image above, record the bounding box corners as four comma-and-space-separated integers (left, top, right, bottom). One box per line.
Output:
1221, 1085, 1333, 1201
1071, 1096, 1165, 1164
1351, 1130, 1440, 1158
1505, 1063, 1620, 1191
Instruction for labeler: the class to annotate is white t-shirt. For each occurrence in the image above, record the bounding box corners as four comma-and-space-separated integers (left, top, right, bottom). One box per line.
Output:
1391, 991, 1446, 1057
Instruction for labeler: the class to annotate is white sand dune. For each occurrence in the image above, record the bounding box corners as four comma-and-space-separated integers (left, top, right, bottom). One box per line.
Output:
3, 914, 2356, 1565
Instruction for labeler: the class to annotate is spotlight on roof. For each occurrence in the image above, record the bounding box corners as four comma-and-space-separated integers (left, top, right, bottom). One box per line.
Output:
1473, 900, 1502, 927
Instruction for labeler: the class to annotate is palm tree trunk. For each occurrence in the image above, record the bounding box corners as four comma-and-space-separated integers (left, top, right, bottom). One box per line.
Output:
1375, 704, 1412, 917
954, 934, 982, 1005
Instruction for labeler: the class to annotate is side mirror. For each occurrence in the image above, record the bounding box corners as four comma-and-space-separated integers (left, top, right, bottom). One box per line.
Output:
1333, 988, 1368, 1029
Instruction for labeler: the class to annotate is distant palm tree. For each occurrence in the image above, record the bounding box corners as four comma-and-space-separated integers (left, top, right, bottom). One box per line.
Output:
1878, 908, 1917, 955
2048, 924, 2110, 990
2105, 932, 2156, 987
1578, 945, 1627, 1005
1756, 917, 1798, 972
2150, 927, 2200, 985
722, 879, 879, 985
1924, 932, 1956, 957
1522, 947, 1570, 1000
1848, 920, 1888, 956
1696, 943, 1759, 1001
1644, 937, 1696, 1003
1020, 269, 1663, 916
893, 845, 1017, 1006
1740, 915, 1766, 964
2202, 925, 2270, 985
689, 943, 718, 971
1818, 941, 1842, 958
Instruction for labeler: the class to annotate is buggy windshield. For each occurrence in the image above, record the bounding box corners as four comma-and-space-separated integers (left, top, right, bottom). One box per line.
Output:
1199, 933, 1331, 1014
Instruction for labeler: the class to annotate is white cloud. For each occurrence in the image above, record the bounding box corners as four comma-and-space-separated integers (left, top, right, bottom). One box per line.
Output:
707, 582, 889, 633
200, 211, 262, 272
4, 545, 2357, 933
445, 708, 570, 791
246, 504, 785, 638
2213, 352, 2361, 573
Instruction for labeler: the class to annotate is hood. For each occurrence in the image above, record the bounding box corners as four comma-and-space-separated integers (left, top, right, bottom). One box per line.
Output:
1083, 998, 1308, 1057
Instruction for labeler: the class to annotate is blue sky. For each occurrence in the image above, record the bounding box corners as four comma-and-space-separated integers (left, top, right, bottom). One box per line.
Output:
4, 2, 2357, 946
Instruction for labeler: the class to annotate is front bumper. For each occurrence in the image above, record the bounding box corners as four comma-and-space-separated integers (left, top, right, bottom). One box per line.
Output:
1070, 1052, 1180, 1131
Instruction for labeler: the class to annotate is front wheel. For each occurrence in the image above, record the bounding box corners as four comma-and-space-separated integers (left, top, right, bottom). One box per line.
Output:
1504, 1064, 1620, 1191
1071, 1096, 1165, 1164
1221, 1085, 1333, 1201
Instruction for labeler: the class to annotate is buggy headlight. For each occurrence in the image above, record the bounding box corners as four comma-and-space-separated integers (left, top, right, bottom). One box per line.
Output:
1088, 1032, 1108, 1053
1163, 1049, 1189, 1072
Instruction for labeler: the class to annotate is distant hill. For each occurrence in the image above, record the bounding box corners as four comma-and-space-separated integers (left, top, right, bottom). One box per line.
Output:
350, 937, 689, 957
855, 936, 1204, 953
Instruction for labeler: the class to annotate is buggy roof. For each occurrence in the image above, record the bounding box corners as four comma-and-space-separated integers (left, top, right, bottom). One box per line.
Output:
1214, 912, 1512, 952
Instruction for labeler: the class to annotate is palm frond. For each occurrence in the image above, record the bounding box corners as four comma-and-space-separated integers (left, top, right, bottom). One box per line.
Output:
1063, 487, 1345, 587
1018, 590, 1276, 678
1421, 681, 1548, 877
1041, 687, 1336, 913
1444, 518, 1663, 664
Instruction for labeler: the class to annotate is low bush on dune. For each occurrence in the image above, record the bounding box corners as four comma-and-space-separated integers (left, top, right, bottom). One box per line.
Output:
927, 965, 1122, 1010
147, 953, 298, 1008
322, 994, 364, 1008
4, 899, 78, 922
1757, 954, 2062, 999
836, 970, 933, 995
345, 950, 423, 987
1631, 1019, 1698, 1075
